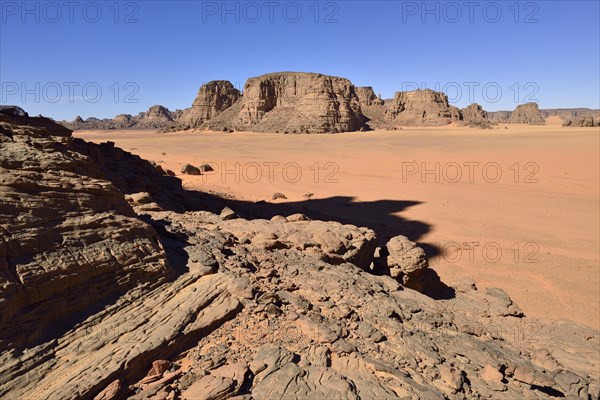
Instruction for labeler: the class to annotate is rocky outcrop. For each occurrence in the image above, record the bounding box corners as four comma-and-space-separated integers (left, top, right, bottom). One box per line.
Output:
178, 80, 241, 129
203, 72, 368, 133
356, 86, 384, 106
0, 111, 168, 351
129, 210, 599, 400
461, 103, 492, 128
138, 105, 175, 128
508, 103, 545, 125
0, 105, 28, 117
462, 103, 488, 120
563, 116, 598, 127
385, 89, 462, 126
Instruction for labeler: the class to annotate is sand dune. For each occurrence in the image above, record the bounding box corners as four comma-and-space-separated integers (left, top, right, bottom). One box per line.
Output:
77, 125, 600, 329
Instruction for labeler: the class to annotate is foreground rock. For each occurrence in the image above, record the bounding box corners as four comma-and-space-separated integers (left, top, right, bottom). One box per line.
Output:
133, 210, 599, 400
203, 72, 368, 133
385, 89, 463, 126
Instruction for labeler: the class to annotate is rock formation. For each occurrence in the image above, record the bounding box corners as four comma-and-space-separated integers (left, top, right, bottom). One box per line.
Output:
487, 110, 512, 123
355, 86, 384, 106
563, 117, 598, 127
138, 105, 175, 128
203, 72, 368, 133
178, 80, 241, 129
508, 103, 545, 125
385, 89, 463, 126
0, 110, 168, 352
461, 103, 492, 128
1, 108, 598, 399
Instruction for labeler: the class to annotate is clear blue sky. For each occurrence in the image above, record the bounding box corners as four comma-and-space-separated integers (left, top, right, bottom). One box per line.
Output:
1, 0, 598, 120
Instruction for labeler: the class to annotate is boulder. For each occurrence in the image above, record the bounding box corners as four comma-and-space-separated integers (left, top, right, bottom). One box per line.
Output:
181, 163, 201, 175
385, 235, 429, 280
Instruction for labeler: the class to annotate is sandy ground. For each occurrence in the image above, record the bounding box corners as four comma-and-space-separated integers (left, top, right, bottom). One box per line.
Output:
76, 125, 600, 329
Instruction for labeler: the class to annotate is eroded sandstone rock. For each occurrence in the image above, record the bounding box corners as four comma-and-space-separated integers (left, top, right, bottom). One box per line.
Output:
508, 103, 545, 125
203, 72, 368, 133
179, 80, 241, 129
385, 89, 462, 126
356, 86, 384, 106
461, 103, 492, 128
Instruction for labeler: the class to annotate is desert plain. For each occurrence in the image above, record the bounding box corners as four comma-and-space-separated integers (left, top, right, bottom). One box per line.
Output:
77, 122, 600, 330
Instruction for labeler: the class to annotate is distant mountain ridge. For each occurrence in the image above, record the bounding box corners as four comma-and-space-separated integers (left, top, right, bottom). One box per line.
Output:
58, 72, 600, 132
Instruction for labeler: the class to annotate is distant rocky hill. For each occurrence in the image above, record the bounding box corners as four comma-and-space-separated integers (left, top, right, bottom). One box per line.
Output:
541, 108, 600, 119
58, 72, 600, 132
61, 105, 179, 130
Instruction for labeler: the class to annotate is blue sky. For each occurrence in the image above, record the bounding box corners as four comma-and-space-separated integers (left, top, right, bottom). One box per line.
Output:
1, 0, 598, 120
